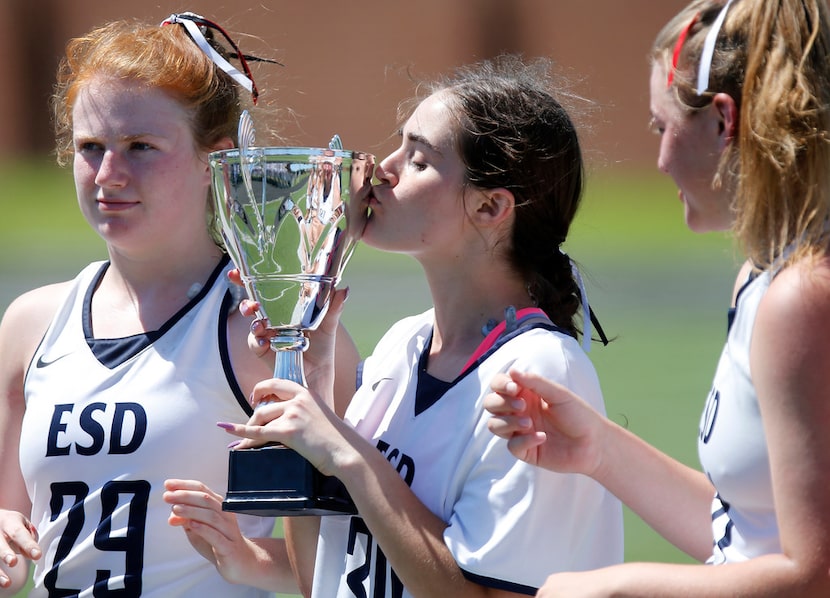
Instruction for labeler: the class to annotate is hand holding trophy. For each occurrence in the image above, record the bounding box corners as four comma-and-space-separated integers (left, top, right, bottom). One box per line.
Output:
209, 111, 374, 515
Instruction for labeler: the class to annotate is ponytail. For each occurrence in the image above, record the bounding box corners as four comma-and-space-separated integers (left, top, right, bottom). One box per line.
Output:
736, 0, 830, 266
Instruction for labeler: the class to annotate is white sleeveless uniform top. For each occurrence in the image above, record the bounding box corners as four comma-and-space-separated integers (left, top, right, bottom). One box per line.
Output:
312, 309, 623, 597
22, 258, 273, 597
698, 268, 779, 563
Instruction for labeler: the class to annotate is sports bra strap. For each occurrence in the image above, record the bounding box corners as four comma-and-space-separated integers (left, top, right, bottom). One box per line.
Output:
461, 307, 551, 374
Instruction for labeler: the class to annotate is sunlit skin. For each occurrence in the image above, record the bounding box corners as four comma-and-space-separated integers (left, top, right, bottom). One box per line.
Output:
199, 90, 541, 597
363, 93, 476, 261
482, 61, 830, 598
72, 76, 220, 266
649, 63, 735, 233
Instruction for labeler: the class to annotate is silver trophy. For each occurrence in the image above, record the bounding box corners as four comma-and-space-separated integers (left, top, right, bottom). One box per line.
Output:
209, 112, 374, 516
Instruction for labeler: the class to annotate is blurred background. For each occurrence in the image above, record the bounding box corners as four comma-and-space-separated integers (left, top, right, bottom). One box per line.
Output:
1, 1, 742, 594
1, 0, 684, 163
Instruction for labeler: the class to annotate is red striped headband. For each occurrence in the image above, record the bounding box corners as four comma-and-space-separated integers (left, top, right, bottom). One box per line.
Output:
667, 13, 699, 88
666, 1, 734, 93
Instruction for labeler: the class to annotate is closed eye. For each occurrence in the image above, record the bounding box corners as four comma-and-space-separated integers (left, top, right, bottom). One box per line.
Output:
648, 117, 664, 136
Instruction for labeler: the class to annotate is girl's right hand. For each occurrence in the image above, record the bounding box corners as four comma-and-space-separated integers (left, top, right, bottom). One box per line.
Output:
0, 509, 41, 591
484, 368, 604, 476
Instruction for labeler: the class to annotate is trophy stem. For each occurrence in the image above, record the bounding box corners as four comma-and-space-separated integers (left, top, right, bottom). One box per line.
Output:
271, 330, 308, 385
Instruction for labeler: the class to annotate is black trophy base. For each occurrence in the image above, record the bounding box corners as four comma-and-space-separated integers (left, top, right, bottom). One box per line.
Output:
223, 444, 356, 517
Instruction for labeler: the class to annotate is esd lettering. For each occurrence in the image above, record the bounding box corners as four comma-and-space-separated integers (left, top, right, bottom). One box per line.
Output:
376, 440, 415, 486
46, 402, 148, 457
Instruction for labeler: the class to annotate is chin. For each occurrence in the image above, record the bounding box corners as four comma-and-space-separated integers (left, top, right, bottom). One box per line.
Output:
685, 219, 729, 235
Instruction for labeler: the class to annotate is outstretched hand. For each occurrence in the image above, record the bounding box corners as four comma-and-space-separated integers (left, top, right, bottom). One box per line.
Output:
484, 368, 604, 476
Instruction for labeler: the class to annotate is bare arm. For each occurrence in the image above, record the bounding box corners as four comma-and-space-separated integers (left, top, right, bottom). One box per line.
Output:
529, 259, 830, 597
743, 258, 830, 594
0, 283, 69, 593
486, 368, 714, 560
226, 379, 543, 598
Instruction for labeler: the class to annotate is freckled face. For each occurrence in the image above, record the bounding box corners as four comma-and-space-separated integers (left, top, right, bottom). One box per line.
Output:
72, 76, 214, 256
363, 92, 472, 258
649, 64, 734, 233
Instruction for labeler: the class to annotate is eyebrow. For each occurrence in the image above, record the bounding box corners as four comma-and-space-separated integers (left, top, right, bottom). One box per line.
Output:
397, 128, 443, 156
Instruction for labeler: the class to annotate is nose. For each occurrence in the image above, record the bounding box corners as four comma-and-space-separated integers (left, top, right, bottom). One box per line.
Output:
655, 141, 670, 175
95, 149, 128, 188
375, 152, 399, 186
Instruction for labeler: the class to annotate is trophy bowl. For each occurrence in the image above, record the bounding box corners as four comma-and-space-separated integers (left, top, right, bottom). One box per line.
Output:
209, 136, 373, 516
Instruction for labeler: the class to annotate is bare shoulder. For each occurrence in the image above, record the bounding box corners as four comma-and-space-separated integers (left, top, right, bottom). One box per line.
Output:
0, 281, 74, 369
761, 255, 830, 323
752, 255, 830, 387
0, 281, 73, 421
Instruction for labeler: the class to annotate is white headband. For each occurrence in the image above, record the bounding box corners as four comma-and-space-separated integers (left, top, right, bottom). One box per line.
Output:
696, 0, 734, 94
161, 14, 254, 95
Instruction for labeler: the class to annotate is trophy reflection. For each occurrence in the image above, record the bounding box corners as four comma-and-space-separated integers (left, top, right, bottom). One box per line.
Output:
209, 122, 373, 516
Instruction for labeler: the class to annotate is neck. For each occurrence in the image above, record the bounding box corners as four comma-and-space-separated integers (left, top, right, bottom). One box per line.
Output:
424, 271, 533, 377
93, 248, 225, 336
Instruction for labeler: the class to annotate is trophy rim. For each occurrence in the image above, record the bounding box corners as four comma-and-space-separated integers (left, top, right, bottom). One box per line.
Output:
208, 146, 372, 163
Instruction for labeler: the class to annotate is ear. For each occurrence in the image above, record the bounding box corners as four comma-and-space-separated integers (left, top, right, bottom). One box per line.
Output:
712, 92, 738, 149
202, 136, 235, 176
211, 136, 235, 152
471, 187, 515, 228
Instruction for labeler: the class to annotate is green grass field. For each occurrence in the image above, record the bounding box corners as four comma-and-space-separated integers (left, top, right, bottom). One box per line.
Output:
0, 159, 739, 595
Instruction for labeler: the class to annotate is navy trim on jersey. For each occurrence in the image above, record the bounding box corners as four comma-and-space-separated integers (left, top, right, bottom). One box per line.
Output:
355, 359, 366, 390
728, 270, 759, 333
414, 365, 452, 415
464, 320, 562, 374
83, 256, 230, 368
460, 569, 537, 596
218, 288, 254, 415
413, 319, 563, 416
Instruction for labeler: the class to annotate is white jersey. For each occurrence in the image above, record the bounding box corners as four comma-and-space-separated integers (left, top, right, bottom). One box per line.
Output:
312, 309, 623, 597
698, 269, 779, 563
21, 258, 274, 597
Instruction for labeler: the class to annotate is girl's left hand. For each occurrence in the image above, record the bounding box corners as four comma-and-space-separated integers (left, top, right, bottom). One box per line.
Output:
163, 479, 254, 585
218, 378, 347, 477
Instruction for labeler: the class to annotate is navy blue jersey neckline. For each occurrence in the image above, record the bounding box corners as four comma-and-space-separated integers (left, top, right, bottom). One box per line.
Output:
83, 256, 230, 368
414, 318, 562, 416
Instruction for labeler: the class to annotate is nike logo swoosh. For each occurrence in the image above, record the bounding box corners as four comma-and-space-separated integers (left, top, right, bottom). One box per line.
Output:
371, 377, 394, 391
35, 353, 72, 368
